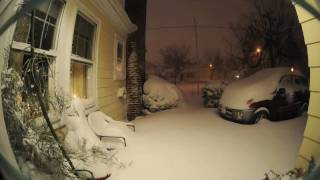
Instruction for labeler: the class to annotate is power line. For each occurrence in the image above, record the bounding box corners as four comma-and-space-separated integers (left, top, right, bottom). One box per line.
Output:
147, 24, 243, 31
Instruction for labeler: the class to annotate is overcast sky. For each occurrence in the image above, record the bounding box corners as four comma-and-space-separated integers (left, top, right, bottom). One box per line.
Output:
146, 0, 251, 66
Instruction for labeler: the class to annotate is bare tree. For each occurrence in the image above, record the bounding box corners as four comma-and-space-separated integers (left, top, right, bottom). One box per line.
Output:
230, 0, 306, 69
160, 44, 193, 84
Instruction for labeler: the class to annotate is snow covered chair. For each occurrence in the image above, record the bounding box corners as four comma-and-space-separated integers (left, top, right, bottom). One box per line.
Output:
72, 98, 134, 147
63, 107, 113, 178
80, 98, 135, 132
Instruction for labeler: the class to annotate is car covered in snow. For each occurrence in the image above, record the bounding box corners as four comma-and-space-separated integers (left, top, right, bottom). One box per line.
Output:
218, 67, 309, 124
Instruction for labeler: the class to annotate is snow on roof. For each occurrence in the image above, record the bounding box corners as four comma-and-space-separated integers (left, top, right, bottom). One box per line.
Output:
220, 67, 300, 109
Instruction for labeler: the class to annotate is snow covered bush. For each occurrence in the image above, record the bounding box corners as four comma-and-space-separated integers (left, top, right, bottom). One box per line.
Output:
143, 75, 185, 113
201, 80, 228, 108
263, 169, 303, 180
1, 68, 76, 179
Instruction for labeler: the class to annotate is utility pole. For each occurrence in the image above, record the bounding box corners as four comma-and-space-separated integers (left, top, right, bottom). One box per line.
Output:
193, 16, 200, 95
193, 16, 199, 63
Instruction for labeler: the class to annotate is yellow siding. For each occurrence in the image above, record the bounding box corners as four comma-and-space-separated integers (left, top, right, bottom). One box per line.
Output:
79, 0, 126, 121
301, 19, 320, 44
308, 92, 320, 118
307, 43, 320, 67
294, 1, 320, 170
310, 68, 320, 91
295, 0, 320, 22
299, 138, 320, 161
296, 156, 311, 170
304, 116, 320, 143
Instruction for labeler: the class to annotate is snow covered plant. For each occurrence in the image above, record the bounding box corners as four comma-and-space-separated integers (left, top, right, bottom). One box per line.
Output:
1, 68, 76, 179
201, 80, 228, 108
143, 75, 185, 113
263, 169, 303, 180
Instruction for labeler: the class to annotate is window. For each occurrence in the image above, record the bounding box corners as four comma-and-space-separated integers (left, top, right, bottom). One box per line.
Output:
114, 35, 125, 80
294, 77, 301, 85
70, 13, 96, 98
72, 15, 95, 59
13, 0, 64, 50
9, 0, 64, 109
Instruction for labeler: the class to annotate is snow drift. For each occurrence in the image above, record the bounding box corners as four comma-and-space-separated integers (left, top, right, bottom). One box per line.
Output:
143, 75, 185, 113
220, 67, 302, 109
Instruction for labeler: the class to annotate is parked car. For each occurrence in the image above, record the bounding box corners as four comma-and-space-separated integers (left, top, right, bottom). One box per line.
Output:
218, 67, 309, 124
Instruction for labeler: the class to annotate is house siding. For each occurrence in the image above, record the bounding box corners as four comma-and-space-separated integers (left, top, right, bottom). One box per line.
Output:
78, 0, 127, 121
294, 0, 320, 170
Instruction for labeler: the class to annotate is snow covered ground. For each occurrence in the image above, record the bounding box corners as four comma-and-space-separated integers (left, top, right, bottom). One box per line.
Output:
110, 99, 307, 180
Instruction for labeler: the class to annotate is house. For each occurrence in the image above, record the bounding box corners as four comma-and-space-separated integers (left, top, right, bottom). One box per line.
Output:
0, 0, 136, 170
2, 0, 136, 120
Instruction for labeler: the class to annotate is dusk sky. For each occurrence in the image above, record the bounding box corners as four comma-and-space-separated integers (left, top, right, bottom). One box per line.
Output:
146, 0, 251, 67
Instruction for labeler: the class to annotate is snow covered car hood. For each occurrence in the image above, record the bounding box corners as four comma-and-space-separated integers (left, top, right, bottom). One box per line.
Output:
219, 67, 301, 110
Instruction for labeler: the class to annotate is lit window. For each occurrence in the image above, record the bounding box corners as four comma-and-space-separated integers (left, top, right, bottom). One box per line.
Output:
70, 14, 96, 98
114, 35, 126, 80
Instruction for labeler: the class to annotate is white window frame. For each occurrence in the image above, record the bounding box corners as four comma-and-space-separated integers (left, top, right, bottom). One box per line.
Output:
10, 0, 66, 94
69, 1, 101, 103
113, 33, 126, 80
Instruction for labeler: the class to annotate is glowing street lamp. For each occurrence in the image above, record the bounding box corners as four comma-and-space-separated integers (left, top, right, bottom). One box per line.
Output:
209, 63, 214, 80
290, 67, 294, 72
235, 74, 240, 79
256, 47, 262, 53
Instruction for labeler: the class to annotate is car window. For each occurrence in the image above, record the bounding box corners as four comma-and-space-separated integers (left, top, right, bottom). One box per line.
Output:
280, 75, 291, 86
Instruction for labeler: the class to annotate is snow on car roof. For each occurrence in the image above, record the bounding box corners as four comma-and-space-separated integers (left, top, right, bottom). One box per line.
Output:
220, 67, 301, 109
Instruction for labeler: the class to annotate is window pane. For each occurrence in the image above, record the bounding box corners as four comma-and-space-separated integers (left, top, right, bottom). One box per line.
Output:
9, 50, 50, 117
70, 61, 89, 98
117, 43, 123, 62
72, 15, 95, 59
12, 0, 63, 50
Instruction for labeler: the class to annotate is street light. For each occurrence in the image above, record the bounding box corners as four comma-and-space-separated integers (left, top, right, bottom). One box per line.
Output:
209, 63, 214, 80
235, 74, 240, 79
290, 67, 294, 72
256, 47, 262, 53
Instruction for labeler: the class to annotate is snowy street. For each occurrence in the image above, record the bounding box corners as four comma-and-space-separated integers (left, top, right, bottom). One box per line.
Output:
111, 100, 307, 180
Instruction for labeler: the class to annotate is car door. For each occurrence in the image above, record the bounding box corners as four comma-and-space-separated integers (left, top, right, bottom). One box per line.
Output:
272, 75, 295, 119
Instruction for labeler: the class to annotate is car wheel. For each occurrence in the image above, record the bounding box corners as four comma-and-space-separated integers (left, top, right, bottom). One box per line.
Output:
253, 111, 268, 124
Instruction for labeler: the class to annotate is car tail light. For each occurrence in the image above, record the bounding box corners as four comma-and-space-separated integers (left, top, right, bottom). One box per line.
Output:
249, 102, 257, 109
246, 99, 254, 105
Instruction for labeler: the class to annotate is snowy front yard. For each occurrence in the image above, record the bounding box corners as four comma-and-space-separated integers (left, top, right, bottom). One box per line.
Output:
111, 105, 306, 180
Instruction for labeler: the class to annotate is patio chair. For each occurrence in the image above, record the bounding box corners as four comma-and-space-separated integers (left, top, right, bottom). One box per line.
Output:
72, 98, 134, 147
81, 98, 135, 132
63, 108, 112, 179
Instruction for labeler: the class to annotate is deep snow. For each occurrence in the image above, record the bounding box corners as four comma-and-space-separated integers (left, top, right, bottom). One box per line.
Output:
110, 103, 307, 180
